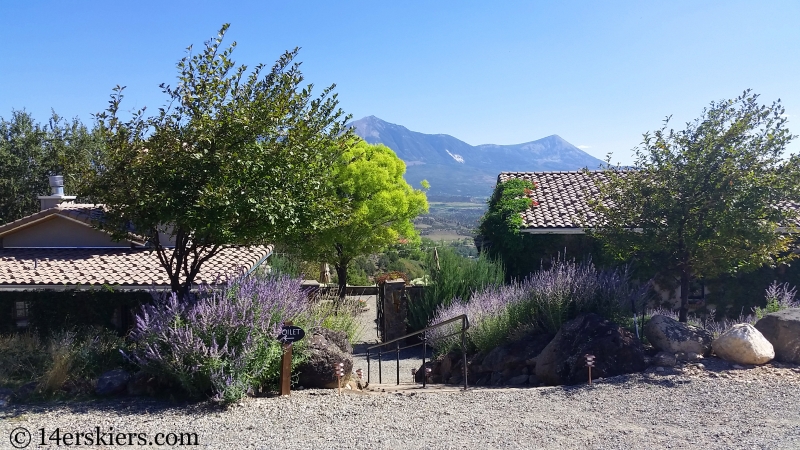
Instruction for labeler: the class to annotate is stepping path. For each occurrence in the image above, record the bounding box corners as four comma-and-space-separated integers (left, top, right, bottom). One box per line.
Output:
348, 294, 433, 386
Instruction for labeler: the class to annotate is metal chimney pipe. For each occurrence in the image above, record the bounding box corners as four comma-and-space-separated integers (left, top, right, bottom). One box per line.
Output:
38, 175, 76, 210
49, 175, 64, 196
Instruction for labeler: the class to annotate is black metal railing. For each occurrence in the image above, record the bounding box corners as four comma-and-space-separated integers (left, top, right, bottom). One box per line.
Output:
366, 314, 470, 390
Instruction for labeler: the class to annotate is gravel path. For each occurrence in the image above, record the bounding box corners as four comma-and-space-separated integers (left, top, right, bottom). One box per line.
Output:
350, 294, 432, 386
4, 299, 799, 449
4, 372, 800, 449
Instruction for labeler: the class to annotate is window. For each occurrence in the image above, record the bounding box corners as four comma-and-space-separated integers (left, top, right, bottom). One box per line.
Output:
14, 301, 29, 328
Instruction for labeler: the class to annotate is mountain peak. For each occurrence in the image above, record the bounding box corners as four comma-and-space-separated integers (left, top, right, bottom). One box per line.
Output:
349, 117, 603, 198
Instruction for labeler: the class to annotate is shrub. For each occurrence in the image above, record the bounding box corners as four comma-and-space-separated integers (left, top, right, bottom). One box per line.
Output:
308, 293, 364, 345
408, 246, 505, 332
126, 271, 357, 404
0, 332, 48, 387
428, 258, 651, 354
754, 281, 798, 318
0, 329, 130, 397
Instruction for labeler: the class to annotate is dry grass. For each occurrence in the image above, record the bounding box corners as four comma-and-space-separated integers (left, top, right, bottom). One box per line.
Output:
38, 335, 76, 394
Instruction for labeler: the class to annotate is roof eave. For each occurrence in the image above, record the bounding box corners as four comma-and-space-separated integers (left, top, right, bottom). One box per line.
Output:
0, 284, 171, 292
521, 227, 588, 235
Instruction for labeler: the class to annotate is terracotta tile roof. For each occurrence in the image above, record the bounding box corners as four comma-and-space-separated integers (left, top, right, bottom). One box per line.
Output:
0, 245, 272, 288
499, 171, 800, 232
499, 171, 607, 231
0, 203, 145, 245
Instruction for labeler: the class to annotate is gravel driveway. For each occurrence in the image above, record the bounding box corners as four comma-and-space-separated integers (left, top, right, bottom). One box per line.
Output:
4, 371, 799, 449
4, 297, 799, 449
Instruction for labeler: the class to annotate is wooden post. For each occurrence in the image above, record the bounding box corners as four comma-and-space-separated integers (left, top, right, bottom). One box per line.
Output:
279, 321, 293, 396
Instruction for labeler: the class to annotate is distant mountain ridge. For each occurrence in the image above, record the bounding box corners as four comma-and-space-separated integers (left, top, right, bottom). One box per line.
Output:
350, 116, 603, 198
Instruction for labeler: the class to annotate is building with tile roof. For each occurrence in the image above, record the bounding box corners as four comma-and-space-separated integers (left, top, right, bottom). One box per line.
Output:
0, 176, 272, 328
499, 171, 800, 233
493, 171, 800, 313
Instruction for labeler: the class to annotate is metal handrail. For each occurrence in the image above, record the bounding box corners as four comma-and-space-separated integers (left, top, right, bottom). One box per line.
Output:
366, 314, 470, 390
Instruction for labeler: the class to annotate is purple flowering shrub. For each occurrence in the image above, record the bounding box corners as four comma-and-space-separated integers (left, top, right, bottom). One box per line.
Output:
126, 272, 318, 403
428, 258, 652, 354
756, 280, 799, 317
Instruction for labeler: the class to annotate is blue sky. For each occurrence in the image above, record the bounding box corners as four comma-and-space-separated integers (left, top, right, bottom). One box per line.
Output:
1, 1, 798, 165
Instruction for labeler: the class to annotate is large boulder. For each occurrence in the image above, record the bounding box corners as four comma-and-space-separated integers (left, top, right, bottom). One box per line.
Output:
464, 332, 552, 386
96, 369, 131, 396
755, 309, 800, 364
644, 315, 713, 356
712, 324, 774, 365
296, 329, 353, 389
417, 332, 552, 386
535, 313, 646, 386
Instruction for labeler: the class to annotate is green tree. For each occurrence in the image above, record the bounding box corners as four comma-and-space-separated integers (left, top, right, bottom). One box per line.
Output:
0, 110, 105, 224
295, 140, 429, 299
88, 25, 354, 298
588, 91, 799, 321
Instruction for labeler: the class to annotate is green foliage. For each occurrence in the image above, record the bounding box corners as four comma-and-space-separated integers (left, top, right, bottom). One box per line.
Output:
292, 140, 428, 297
310, 295, 364, 345
330, 264, 372, 286
268, 253, 304, 278
408, 246, 505, 332
702, 262, 800, 319
589, 91, 799, 321
447, 238, 479, 258
478, 179, 535, 278
88, 24, 353, 296
0, 110, 106, 224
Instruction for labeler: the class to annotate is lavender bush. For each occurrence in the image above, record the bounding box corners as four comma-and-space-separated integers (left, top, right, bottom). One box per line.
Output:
127, 272, 342, 403
755, 281, 799, 318
428, 258, 652, 354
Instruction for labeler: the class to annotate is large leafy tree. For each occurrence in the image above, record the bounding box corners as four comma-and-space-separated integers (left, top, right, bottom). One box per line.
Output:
295, 140, 429, 299
589, 91, 799, 321
89, 25, 354, 297
0, 110, 105, 224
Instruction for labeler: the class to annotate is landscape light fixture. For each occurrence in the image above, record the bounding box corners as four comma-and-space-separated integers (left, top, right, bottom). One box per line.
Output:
585, 354, 596, 386
334, 362, 345, 394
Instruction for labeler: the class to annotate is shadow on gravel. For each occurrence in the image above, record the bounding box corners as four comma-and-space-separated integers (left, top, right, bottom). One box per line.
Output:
2, 397, 219, 419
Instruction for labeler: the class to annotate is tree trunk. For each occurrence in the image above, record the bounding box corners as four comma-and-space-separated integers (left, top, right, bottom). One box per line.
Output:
679, 267, 690, 323
335, 264, 347, 303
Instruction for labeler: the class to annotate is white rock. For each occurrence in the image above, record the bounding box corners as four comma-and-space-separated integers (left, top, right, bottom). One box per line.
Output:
713, 323, 774, 365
